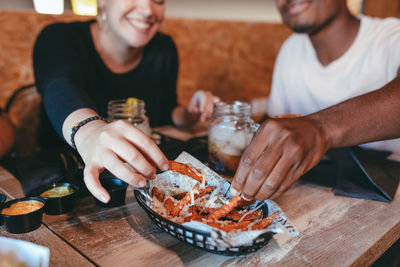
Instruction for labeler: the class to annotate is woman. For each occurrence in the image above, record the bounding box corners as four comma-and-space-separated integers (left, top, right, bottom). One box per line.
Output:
33, 0, 215, 203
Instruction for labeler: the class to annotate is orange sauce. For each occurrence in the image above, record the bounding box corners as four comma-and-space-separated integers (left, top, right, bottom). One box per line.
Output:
1, 200, 43, 216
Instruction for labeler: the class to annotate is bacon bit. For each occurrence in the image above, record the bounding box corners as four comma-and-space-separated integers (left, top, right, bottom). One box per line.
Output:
208, 195, 242, 220
171, 183, 199, 216
169, 161, 205, 184
173, 192, 187, 200
151, 186, 165, 202
251, 212, 279, 230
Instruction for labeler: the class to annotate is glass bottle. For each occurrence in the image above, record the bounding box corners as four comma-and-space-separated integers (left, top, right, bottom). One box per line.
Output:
208, 101, 259, 176
107, 98, 152, 137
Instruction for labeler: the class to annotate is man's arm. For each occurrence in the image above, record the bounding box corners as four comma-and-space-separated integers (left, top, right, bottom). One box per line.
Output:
231, 75, 400, 200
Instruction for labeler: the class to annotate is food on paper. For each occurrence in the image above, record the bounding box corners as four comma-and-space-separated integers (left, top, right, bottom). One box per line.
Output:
138, 152, 298, 249
169, 160, 205, 184
1, 200, 44, 216
40, 185, 74, 198
150, 161, 279, 233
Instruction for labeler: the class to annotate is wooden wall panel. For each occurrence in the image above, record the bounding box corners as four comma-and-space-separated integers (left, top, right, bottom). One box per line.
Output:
364, 0, 400, 18
0, 11, 291, 108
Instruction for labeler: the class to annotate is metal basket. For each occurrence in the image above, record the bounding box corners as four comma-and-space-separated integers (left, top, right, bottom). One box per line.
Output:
134, 189, 275, 256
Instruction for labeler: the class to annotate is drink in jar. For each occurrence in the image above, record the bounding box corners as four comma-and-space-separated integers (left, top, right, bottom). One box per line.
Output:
208, 101, 258, 176
107, 98, 152, 137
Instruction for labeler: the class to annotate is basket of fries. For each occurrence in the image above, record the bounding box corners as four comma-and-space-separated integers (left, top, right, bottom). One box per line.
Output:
134, 152, 298, 256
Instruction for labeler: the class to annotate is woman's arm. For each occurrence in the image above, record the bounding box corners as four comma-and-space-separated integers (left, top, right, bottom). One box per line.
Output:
34, 25, 169, 203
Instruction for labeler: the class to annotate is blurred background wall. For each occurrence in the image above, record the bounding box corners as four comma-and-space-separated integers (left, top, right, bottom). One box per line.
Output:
0, 0, 367, 22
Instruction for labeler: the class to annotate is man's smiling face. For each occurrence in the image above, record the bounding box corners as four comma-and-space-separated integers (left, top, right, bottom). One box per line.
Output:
275, 0, 346, 34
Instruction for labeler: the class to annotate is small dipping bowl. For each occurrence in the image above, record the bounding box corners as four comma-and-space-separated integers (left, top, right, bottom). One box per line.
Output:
0, 197, 45, 234
95, 177, 128, 208
35, 182, 79, 215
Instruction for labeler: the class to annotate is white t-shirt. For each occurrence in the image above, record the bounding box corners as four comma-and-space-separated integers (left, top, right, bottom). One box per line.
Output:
267, 15, 400, 154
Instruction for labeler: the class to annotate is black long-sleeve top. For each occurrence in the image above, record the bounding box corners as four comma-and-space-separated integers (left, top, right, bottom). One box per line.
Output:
33, 21, 178, 148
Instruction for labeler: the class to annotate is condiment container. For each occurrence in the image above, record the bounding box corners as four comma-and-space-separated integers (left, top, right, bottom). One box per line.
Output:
0, 197, 45, 234
33, 182, 79, 215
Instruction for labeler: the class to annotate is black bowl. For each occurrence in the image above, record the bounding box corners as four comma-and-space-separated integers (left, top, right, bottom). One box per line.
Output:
0, 197, 45, 234
134, 189, 274, 256
95, 177, 128, 208
34, 182, 79, 215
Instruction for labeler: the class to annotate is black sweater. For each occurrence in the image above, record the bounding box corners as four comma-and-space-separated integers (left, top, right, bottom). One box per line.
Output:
33, 21, 178, 148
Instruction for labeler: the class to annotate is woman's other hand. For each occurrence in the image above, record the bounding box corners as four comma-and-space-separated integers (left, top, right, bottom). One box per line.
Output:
230, 116, 330, 201
172, 90, 219, 127
187, 90, 218, 122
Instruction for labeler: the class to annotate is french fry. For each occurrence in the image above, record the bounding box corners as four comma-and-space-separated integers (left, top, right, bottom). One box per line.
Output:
151, 186, 165, 202
184, 206, 203, 222
225, 210, 263, 222
171, 183, 199, 216
251, 212, 279, 230
199, 219, 251, 232
208, 195, 242, 220
197, 186, 215, 198
164, 197, 175, 215
174, 187, 214, 201
197, 206, 218, 215
169, 161, 205, 184
236, 198, 256, 209
221, 220, 252, 232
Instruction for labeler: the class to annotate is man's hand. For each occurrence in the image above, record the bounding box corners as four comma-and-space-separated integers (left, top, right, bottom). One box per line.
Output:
230, 116, 330, 200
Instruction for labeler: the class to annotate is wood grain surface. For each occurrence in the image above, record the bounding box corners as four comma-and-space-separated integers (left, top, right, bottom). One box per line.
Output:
1, 160, 399, 266
0, 185, 94, 267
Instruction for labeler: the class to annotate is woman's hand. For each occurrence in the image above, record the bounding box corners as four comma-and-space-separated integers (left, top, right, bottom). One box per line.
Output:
187, 90, 218, 122
73, 118, 169, 203
172, 90, 219, 127
230, 116, 331, 201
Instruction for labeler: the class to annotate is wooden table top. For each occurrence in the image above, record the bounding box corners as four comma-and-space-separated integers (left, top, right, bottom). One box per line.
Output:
1, 126, 400, 266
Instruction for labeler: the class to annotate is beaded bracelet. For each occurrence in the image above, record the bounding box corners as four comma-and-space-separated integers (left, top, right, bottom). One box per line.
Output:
70, 115, 106, 150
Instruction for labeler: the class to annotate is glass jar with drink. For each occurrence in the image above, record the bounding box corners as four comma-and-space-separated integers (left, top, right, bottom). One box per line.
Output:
107, 98, 152, 137
208, 101, 259, 176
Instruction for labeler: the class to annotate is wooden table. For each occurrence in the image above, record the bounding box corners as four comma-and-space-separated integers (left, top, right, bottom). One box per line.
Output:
1, 126, 400, 266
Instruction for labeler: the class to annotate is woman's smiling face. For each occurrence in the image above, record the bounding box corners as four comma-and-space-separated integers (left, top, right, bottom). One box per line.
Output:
99, 0, 165, 48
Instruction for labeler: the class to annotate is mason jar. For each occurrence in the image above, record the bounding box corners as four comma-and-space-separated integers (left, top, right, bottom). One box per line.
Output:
107, 98, 152, 137
208, 101, 259, 176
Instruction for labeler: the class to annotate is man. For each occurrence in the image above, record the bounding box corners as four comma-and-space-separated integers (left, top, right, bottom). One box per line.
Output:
230, 0, 400, 201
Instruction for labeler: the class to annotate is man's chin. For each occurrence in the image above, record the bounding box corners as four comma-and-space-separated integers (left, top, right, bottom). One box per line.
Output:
287, 22, 314, 34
